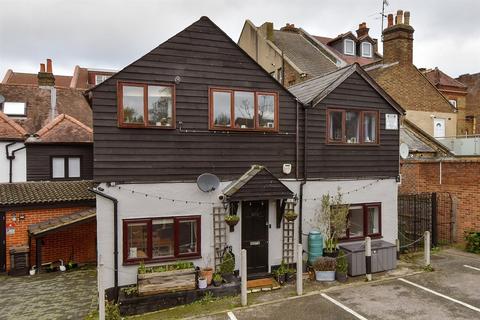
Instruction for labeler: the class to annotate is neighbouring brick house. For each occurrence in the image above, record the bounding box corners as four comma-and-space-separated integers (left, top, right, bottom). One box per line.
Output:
365, 10, 457, 139
456, 72, 480, 134
423, 67, 470, 135
0, 180, 96, 274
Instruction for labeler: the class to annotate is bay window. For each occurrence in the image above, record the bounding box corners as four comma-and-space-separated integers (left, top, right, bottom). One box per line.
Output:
118, 82, 175, 128
123, 216, 200, 264
210, 88, 278, 131
327, 109, 379, 144
341, 203, 381, 240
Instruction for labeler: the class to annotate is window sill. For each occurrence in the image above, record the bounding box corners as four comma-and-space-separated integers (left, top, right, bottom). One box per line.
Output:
326, 142, 380, 147
118, 124, 176, 130
209, 127, 279, 133
123, 255, 202, 266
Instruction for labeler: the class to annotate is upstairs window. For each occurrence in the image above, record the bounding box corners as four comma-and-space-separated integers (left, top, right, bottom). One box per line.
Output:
95, 74, 110, 85
118, 82, 175, 128
449, 99, 457, 109
210, 88, 278, 131
51, 156, 81, 179
344, 39, 355, 55
2, 102, 26, 117
361, 42, 372, 58
327, 109, 379, 144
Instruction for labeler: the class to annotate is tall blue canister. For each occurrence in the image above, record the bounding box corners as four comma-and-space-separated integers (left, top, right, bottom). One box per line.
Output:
308, 230, 323, 264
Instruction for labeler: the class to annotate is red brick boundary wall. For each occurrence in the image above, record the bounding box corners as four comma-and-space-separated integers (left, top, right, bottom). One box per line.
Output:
400, 159, 480, 242
5, 206, 96, 271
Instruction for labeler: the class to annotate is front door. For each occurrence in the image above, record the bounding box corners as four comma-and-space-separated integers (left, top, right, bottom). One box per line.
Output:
0, 212, 5, 272
242, 200, 269, 276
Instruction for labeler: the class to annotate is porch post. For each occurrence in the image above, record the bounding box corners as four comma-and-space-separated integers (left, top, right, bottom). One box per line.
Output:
241, 249, 247, 306
35, 237, 42, 274
365, 237, 372, 281
424, 231, 431, 267
296, 243, 303, 296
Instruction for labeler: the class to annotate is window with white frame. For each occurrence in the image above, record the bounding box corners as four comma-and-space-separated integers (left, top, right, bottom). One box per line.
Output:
344, 39, 355, 55
361, 42, 372, 58
449, 99, 457, 109
2, 102, 26, 117
95, 74, 110, 85
51, 156, 81, 179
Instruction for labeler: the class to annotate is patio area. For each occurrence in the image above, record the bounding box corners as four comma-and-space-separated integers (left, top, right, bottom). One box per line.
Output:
0, 266, 97, 320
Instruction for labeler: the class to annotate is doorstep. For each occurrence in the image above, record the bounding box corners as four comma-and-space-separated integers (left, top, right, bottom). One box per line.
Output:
247, 278, 281, 293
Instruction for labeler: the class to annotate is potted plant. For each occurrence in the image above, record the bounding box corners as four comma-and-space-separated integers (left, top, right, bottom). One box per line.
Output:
219, 250, 235, 283
312, 189, 349, 258
200, 266, 214, 286
335, 250, 348, 282
198, 276, 208, 289
273, 260, 288, 285
312, 257, 336, 282
225, 215, 240, 227
284, 209, 298, 222
212, 273, 223, 287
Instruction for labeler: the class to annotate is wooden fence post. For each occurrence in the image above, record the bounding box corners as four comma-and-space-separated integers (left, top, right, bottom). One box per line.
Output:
241, 249, 247, 307
365, 237, 372, 281
395, 239, 400, 260
296, 244, 303, 296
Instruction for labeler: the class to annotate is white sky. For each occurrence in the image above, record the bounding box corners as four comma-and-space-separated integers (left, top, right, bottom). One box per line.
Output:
1, 0, 479, 78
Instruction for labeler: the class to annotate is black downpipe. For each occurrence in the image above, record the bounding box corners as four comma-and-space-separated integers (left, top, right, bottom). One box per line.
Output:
89, 187, 119, 301
6, 142, 26, 183
299, 107, 309, 245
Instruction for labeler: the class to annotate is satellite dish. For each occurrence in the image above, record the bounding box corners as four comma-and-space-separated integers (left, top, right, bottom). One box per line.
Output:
0, 95, 5, 104
400, 143, 410, 159
197, 173, 220, 192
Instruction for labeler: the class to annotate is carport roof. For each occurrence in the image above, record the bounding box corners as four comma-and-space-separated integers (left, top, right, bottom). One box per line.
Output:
28, 208, 96, 237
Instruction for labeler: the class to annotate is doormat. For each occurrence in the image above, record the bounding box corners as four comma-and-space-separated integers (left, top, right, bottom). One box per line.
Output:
247, 278, 281, 293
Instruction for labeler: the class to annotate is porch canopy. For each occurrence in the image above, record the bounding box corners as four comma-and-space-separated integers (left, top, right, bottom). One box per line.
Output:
28, 208, 96, 237
222, 165, 294, 201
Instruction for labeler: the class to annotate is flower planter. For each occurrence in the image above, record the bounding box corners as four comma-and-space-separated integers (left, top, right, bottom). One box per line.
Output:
284, 210, 298, 222
323, 249, 339, 258
213, 279, 223, 287
335, 271, 348, 282
198, 278, 207, 289
137, 268, 196, 296
315, 270, 335, 282
200, 267, 214, 285
275, 273, 286, 285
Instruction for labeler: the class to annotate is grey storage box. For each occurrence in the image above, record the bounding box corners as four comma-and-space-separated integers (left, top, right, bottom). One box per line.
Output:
339, 240, 397, 276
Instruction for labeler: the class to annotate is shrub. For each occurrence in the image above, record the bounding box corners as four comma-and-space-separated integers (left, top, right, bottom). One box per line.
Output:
465, 231, 480, 254
219, 251, 235, 274
313, 257, 336, 271
105, 301, 121, 320
336, 251, 348, 273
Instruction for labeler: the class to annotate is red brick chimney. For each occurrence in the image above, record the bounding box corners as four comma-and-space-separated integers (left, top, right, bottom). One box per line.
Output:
382, 10, 414, 65
37, 58, 55, 87
356, 22, 370, 38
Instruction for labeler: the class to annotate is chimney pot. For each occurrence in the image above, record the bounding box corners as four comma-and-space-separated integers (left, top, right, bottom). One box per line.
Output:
387, 14, 394, 27
396, 10, 404, 25
40, 63, 46, 73
404, 11, 411, 25
46, 59, 52, 73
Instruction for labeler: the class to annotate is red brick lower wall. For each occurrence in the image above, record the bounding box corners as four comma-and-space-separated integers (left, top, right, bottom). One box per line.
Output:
400, 160, 480, 242
5, 206, 96, 271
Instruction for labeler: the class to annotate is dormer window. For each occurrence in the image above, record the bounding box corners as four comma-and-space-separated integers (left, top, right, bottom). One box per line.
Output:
361, 42, 372, 58
344, 39, 355, 55
2, 102, 26, 117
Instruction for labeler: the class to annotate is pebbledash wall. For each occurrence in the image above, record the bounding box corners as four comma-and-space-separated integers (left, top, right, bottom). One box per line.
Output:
400, 159, 480, 242
5, 206, 96, 271
96, 178, 397, 288
0, 142, 26, 183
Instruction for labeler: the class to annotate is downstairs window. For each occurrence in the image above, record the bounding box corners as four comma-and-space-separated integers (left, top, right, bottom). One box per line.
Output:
340, 203, 381, 241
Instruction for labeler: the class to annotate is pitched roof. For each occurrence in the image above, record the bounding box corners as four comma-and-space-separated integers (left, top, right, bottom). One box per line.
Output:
0, 111, 27, 141
288, 63, 404, 114
424, 68, 467, 90
0, 180, 95, 207
272, 30, 339, 77
0, 83, 92, 133
28, 208, 96, 236
2, 70, 73, 88
222, 165, 294, 201
401, 119, 453, 156
28, 114, 93, 143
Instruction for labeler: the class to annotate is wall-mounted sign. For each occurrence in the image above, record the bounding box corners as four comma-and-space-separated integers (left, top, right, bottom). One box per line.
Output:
6, 226, 15, 235
385, 114, 398, 130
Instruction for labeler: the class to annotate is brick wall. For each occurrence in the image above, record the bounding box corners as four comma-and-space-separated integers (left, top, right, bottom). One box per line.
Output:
5, 206, 96, 271
400, 160, 480, 242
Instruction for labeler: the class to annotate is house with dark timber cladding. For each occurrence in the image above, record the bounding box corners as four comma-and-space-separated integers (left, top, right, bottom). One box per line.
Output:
87, 16, 404, 293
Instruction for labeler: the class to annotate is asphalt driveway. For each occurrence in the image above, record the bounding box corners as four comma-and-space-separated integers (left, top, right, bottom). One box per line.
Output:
0, 267, 97, 320
199, 249, 480, 320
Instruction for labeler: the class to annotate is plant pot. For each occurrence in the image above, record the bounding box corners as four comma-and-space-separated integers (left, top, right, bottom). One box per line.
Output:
284, 210, 298, 222
222, 273, 235, 283
225, 219, 239, 227
323, 249, 339, 258
29, 269, 36, 276
275, 273, 286, 285
198, 278, 208, 289
59, 265, 66, 272
213, 279, 222, 287
200, 267, 214, 285
336, 271, 348, 282
315, 270, 335, 282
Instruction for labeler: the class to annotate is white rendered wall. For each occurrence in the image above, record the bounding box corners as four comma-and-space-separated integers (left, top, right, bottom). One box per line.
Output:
0, 141, 26, 183
96, 178, 397, 289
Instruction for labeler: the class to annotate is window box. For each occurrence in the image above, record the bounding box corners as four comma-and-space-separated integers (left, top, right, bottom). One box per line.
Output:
339, 203, 382, 241
209, 88, 278, 132
123, 216, 201, 264
327, 109, 379, 145
118, 82, 175, 129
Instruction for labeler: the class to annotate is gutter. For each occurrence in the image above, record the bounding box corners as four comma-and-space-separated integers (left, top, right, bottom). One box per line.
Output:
6, 142, 26, 183
89, 187, 119, 301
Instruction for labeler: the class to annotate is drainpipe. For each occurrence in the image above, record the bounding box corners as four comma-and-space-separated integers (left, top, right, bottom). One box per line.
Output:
6, 142, 26, 183
89, 187, 119, 301
299, 106, 309, 245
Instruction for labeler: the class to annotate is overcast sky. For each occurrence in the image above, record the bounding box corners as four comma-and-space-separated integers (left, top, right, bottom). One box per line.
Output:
1, 0, 479, 79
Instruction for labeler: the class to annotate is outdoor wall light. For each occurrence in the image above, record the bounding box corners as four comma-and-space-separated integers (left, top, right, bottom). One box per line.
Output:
11, 213, 16, 222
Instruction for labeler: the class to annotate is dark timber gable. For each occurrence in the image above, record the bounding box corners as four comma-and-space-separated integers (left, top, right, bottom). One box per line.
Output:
91, 17, 301, 183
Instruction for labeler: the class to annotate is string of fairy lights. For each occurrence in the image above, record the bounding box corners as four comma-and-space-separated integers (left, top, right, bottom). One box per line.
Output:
104, 178, 387, 206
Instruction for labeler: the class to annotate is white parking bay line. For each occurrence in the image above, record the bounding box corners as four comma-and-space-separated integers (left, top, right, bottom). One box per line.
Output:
227, 311, 238, 320
464, 264, 480, 272
398, 278, 480, 313
320, 293, 369, 320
